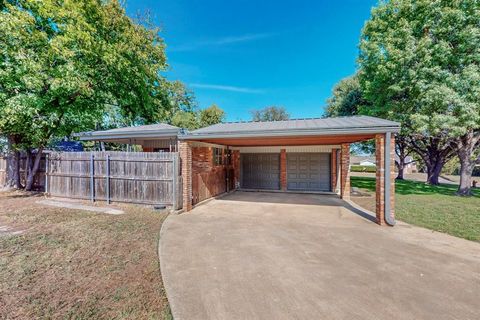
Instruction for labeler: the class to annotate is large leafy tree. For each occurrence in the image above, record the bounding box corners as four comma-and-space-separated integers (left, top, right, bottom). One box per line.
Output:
171, 104, 226, 130
0, 0, 181, 190
199, 104, 226, 127
358, 0, 480, 190
325, 74, 414, 179
251, 106, 290, 121
325, 75, 366, 117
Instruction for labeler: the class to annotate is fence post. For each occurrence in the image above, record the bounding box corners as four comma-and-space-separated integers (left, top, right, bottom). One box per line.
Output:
172, 153, 178, 210
106, 154, 111, 204
90, 153, 95, 202
45, 153, 49, 194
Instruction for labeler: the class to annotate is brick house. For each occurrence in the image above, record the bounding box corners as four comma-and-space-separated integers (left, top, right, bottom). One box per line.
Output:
77, 116, 400, 226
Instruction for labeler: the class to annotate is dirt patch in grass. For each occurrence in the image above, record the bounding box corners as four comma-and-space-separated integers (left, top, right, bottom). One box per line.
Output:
0, 191, 170, 319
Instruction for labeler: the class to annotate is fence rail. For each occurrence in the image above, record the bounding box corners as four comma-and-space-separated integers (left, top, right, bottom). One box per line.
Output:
46, 151, 181, 208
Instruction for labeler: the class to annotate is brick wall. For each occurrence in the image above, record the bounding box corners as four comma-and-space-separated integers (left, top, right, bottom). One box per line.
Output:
192, 147, 214, 174
340, 144, 350, 200
179, 141, 192, 211
331, 149, 338, 193
190, 146, 240, 206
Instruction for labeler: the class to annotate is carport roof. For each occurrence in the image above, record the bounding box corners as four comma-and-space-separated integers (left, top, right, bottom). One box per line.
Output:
185, 116, 400, 140
74, 123, 180, 141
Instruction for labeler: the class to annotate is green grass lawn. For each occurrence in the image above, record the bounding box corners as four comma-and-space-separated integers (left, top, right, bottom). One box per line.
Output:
351, 176, 480, 242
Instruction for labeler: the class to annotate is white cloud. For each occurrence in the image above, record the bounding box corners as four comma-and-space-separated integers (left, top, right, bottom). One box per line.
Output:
190, 83, 264, 93
170, 33, 275, 52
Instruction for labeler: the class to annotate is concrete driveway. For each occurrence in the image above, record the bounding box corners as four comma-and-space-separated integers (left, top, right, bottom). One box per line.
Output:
159, 192, 480, 320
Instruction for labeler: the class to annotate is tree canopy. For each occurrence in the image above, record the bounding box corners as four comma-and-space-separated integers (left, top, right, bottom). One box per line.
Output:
325, 75, 367, 117
199, 104, 226, 127
171, 104, 226, 130
251, 106, 290, 121
358, 0, 480, 190
0, 0, 190, 189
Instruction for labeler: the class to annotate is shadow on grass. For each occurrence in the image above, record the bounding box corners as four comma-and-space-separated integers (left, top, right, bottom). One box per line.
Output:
351, 176, 479, 197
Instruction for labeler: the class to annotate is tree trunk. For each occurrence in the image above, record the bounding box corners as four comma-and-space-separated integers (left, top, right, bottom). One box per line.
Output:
395, 136, 411, 180
24, 148, 32, 182
454, 131, 480, 196
396, 159, 405, 180
25, 148, 43, 191
457, 154, 474, 196
408, 134, 455, 185
426, 161, 443, 185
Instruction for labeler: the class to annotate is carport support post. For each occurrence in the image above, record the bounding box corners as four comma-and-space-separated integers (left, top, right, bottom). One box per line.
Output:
180, 141, 192, 211
340, 144, 350, 200
375, 133, 396, 225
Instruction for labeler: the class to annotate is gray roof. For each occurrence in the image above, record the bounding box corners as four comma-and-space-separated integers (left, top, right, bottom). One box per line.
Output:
186, 116, 400, 139
75, 123, 180, 141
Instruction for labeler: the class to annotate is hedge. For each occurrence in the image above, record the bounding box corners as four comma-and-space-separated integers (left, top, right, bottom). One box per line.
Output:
351, 165, 376, 173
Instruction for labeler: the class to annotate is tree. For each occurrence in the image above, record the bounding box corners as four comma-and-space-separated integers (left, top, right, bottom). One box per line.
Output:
357, 0, 478, 186
0, 0, 178, 190
326, 74, 414, 179
171, 110, 199, 130
325, 75, 367, 117
251, 106, 290, 122
199, 104, 226, 127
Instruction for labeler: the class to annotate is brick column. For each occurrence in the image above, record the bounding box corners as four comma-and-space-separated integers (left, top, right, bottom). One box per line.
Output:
340, 144, 350, 200
331, 149, 338, 193
179, 141, 192, 211
375, 134, 396, 225
280, 149, 287, 191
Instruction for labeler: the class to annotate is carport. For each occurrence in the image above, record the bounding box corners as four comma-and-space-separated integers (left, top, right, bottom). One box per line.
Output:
180, 116, 400, 226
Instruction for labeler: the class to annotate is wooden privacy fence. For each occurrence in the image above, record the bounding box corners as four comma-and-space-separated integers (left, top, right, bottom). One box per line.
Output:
46, 151, 182, 209
0, 154, 46, 190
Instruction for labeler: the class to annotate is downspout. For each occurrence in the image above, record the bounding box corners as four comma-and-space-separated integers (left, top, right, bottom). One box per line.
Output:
385, 132, 396, 226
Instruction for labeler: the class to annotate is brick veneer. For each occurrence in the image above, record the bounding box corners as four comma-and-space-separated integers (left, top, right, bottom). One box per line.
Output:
340, 144, 350, 200
331, 149, 338, 193
280, 149, 287, 190
375, 133, 395, 225
179, 141, 192, 211
192, 147, 213, 174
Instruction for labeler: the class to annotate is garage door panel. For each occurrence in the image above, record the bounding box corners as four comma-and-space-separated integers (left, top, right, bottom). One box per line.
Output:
287, 153, 331, 191
241, 153, 280, 190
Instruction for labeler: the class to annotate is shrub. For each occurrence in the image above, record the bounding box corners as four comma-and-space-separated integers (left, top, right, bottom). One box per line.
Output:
351, 165, 376, 173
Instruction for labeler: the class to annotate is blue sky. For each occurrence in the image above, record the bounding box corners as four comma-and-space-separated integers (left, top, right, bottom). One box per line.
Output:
125, 0, 378, 122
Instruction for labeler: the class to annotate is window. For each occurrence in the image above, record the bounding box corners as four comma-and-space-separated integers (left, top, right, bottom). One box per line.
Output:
214, 148, 223, 166
213, 148, 232, 166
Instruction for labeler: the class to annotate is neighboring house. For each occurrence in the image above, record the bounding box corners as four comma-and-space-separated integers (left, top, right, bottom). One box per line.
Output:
351, 156, 376, 167
396, 155, 417, 174
75, 116, 400, 225
351, 155, 417, 173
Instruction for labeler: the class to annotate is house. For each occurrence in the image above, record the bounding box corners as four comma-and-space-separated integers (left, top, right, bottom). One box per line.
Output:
351, 156, 376, 167
351, 155, 417, 174
76, 115, 400, 226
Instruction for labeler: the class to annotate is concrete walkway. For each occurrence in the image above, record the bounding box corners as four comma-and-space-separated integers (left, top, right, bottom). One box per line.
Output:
37, 199, 124, 215
160, 192, 480, 320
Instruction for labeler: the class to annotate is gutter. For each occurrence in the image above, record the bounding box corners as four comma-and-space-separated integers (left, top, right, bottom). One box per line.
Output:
384, 131, 396, 226
181, 126, 401, 140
